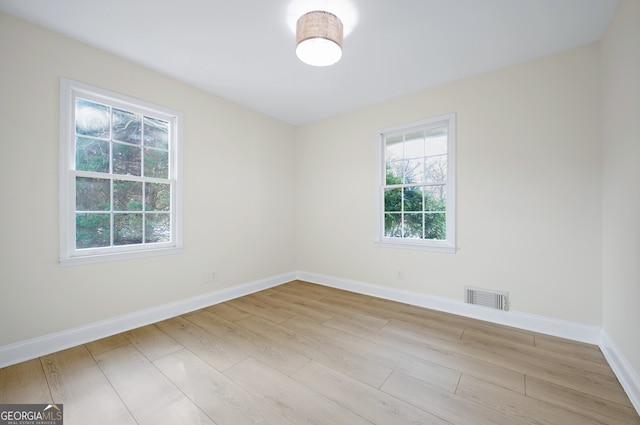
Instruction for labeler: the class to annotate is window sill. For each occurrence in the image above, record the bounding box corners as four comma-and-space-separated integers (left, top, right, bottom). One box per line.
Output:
374, 239, 456, 254
59, 246, 183, 267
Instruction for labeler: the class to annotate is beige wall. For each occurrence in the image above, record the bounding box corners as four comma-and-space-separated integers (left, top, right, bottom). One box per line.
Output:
0, 12, 297, 346
296, 43, 603, 325
602, 0, 640, 380
0, 4, 629, 357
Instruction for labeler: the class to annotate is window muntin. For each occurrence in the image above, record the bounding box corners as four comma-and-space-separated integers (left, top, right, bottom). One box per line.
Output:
60, 78, 182, 265
376, 114, 455, 252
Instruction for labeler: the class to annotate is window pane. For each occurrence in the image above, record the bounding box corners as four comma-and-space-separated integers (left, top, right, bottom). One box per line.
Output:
146, 183, 170, 211
144, 116, 169, 149
403, 187, 423, 212
404, 131, 424, 159
425, 155, 447, 183
114, 213, 143, 245
385, 162, 402, 185
425, 213, 446, 240
113, 143, 141, 176
425, 186, 446, 212
76, 177, 110, 211
76, 137, 109, 173
112, 108, 142, 144
385, 135, 403, 161
384, 213, 401, 237
427, 126, 447, 155
427, 135, 448, 156
404, 159, 424, 184
75, 99, 110, 138
113, 180, 142, 211
145, 213, 170, 243
76, 213, 110, 248
384, 188, 402, 212
144, 148, 169, 178
403, 213, 423, 238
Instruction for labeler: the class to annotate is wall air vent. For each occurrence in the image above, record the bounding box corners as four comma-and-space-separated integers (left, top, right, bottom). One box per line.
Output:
465, 287, 509, 311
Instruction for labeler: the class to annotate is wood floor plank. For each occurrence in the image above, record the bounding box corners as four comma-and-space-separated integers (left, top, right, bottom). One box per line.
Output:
382, 317, 465, 343
293, 360, 451, 425
95, 344, 215, 425
325, 315, 526, 393
224, 357, 375, 425
381, 314, 624, 405
237, 314, 393, 388
0, 358, 52, 404
534, 333, 607, 363
41, 345, 137, 425
277, 291, 390, 329
367, 297, 535, 345
456, 331, 626, 405
381, 371, 531, 425
273, 280, 330, 300
463, 328, 613, 378
84, 333, 130, 356
155, 348, 296, 425
314, 285, 376, 305
123, 323, 183, 361
204, 302, 253, 322
345, 299, 468, 341
278, 280, 376, 305
256, 291, 335, 323
456, 374, 607, 425
226, 294, 296, 324
525, 375, 640, 425
155, 316, 249, 371
461, 327, 535, 351
282, 316, 461, 392
366, 298, 479, 330
185, 310, 310, 376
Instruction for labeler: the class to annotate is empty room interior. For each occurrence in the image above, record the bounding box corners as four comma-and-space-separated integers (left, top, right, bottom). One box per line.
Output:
0, 0, 639, 424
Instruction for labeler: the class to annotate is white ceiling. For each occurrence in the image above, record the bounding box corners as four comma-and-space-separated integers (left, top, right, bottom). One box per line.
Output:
0, 0, 618, 125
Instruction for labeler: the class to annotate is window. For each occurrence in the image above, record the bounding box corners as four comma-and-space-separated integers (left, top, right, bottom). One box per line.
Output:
59, 78, 183, 265
375, 114, 456, 252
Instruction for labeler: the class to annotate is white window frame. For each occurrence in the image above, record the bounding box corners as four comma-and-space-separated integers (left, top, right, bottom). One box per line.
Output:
59, 78, 183, 266
374, 113, 456, 253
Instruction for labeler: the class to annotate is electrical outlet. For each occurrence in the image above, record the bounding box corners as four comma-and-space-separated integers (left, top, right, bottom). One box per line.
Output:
202, 270, 218, 284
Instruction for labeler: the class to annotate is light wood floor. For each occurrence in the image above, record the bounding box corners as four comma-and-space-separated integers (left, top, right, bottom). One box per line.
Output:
1, 280, 638, 425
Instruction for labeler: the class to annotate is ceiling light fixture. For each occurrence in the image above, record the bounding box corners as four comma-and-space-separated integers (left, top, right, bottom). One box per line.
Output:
296, 10, 343, 67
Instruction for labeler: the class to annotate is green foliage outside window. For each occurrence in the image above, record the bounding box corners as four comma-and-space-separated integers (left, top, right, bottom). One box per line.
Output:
384, 167, 446, 240
74, 98, 171, 249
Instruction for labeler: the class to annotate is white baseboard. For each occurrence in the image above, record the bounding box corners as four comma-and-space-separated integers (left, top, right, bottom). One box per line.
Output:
296, 271, 601, 343
600, 331, 640, 414
0, 272, 296, 369
3, 269, 638, 417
